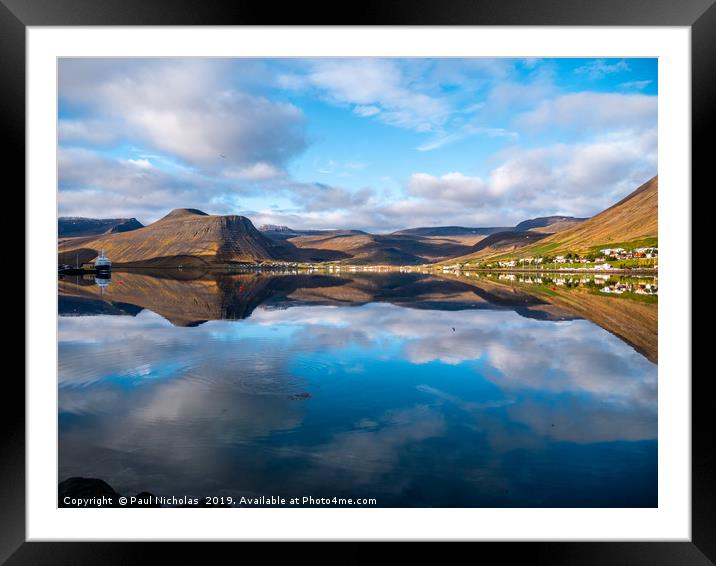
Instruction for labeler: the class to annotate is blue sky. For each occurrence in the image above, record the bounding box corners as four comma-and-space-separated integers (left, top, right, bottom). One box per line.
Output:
58, 58, 657, 232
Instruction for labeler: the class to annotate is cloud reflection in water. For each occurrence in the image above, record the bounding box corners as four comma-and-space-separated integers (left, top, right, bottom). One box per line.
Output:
59, 276, 657, 507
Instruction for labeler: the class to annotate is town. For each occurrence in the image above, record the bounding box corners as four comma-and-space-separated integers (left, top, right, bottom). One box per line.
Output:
436, 246, 658, 272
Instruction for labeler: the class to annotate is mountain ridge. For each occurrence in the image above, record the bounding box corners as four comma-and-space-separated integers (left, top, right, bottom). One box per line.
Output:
524, 175, 658, 254
441, 176, 658, 264
59, 217, 144, 238
57, 176, 657, 267
58, 208, 291, 266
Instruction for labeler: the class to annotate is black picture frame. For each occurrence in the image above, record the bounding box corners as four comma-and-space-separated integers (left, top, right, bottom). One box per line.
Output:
4, 0, 707, 563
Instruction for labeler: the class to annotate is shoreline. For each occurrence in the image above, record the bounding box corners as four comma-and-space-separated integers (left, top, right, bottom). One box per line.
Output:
425, 268, 658, 275
88, 265, 658, 276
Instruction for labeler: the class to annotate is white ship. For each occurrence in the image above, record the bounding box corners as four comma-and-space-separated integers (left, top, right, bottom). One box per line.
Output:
94, 250, 112, 273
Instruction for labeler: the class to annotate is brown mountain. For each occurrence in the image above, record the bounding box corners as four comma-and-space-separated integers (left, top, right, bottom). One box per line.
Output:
285, 232, 475, 265
527, 175, 658, 253
58, 208, 291, 267
442, 176, 658, 263
513, 216, 586, 233
458, 231, 550, 260
391, 226, 509, 237
57, 176, 657, 268
58, 217, 143, 238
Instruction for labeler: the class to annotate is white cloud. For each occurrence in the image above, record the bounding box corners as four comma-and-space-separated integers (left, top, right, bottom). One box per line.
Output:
59, 59, 307, 172
516, 92, 657, 133
248, 125, 656, 232
57, 58, 658, 233
224, 162, 286, 181
126, 158, 152, 169
63, 121, 655, 232
408, 172, 492, 203
619, 80, 653, 91
58, 148, 225, 221
575, 59, 630, 79
280, 59, 450, 132
288, 182, 375, 213
353, 105, 381, 117
485, 72, 556, 111
486, 128, 657, 216
59, 118, 122, 145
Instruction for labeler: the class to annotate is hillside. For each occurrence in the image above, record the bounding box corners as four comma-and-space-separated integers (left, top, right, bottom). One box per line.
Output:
58, 217, 143, 237
391, 226, 508, 238
58, 208, 291, 267
441, 176, 658, 263
440, 231, 550, 263
264, 228, 368, 242
285, 232, 475, 265
525, 176, 658, 254
56, 176, 656, 267
513, 216, 586, 233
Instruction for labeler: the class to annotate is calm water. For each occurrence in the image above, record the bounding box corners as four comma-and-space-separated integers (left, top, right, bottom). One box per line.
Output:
58, 270, 657, 507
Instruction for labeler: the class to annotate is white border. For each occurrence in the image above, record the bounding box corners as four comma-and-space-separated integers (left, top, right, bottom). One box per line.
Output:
27, 26, 691, 541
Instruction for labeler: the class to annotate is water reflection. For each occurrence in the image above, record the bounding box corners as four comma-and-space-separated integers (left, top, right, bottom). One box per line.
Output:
58, 270, 657, 507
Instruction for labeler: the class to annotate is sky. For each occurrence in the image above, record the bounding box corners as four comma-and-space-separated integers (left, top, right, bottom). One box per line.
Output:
58, 57, 657, 232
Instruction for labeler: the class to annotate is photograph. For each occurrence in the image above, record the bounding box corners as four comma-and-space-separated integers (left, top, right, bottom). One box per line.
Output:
56, 56, 659, 509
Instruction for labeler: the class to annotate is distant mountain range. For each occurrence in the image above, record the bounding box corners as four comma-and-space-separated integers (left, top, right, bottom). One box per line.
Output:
58, 217, 144, 238
390, 226, 509, 237
57, 176, 656, 267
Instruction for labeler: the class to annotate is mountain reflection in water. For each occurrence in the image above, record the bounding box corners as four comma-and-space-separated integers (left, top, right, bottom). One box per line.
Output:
58, 270, 657, 507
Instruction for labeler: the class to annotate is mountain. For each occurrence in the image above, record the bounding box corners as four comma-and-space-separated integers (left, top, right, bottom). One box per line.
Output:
58, 208, 291, 267
56, 176, 656, 268
513, 216, 586, 233
441, 231, 550, 263
527, 175, 658, 253
391, 219, 581, 238
471, 231, 550, 254
58, 217, 143, 238
441, 176, 658, 263
285, 232, 475, 265
391, 226, 509, 237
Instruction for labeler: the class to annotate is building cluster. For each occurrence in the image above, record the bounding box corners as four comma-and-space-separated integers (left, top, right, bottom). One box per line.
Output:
598, 247, 658, 260
552, 256, 595, 264
494, 257, 544, 268
459, 246, 660, 271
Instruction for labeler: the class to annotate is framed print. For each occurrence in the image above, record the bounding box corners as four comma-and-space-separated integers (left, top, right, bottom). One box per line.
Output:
6, 0, 709, 563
